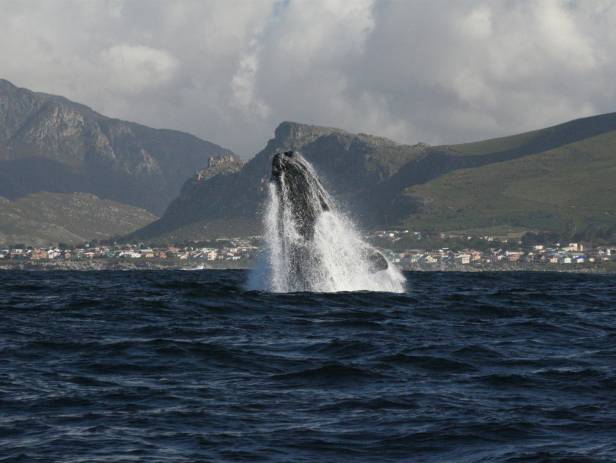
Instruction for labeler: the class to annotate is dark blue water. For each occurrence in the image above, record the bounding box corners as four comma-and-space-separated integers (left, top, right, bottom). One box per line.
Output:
1, 271, 615, 462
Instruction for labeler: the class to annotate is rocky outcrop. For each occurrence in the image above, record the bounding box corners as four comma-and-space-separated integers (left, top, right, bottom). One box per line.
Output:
0, 78, 234, 214
198, 153, 245, 180
178, 153, 244, 200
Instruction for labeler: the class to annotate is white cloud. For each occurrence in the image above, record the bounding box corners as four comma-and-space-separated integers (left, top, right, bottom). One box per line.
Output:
459, 6, 493, 40
101, 45, 179, 93
1, 0, 615, 156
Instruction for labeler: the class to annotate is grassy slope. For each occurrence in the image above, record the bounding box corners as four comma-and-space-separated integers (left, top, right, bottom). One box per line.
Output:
448, 128, 542, 156
404, 130, 616, 234
448, 112, 616, 157
0, 192, 157, 246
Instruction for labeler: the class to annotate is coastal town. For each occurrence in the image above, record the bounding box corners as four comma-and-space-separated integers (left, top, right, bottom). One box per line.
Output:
2, 230, 616, 271
0, 238, 259, 270
369, 230, 616, 271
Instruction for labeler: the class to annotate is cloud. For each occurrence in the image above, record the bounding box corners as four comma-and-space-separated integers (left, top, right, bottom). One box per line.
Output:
1, 0, 615, 156
100, 45, 179, 93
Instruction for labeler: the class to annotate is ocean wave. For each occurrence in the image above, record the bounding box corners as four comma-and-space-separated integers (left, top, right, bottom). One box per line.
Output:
1, 270, 615, 462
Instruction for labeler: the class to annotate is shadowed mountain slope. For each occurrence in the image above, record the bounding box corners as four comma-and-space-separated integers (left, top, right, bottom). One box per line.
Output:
0, 78, 234, 214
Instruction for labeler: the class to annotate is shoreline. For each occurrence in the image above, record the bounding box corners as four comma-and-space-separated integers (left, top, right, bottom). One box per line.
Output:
1, 258, 615, 273
0, 258, 252, 271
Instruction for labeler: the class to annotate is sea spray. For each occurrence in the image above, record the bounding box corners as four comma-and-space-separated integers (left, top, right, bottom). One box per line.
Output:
248, 154, 405, 293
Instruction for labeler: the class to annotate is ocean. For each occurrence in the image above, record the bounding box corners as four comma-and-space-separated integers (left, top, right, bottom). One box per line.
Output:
1, 270, 615, 462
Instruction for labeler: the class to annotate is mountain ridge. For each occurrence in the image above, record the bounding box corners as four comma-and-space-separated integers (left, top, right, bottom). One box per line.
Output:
132, 113, 616, 242
0, 78, 236, 214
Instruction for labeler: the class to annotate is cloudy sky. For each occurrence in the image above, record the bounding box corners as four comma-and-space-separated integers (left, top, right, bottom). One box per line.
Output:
2, 0, 615, 156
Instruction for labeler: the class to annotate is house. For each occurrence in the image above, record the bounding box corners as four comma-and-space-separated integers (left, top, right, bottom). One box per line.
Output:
505, 251, 524, 262
31, 249, 48, 260
119, 251, 142, 259
565, 243, 583, 252
10, 249, 25, 258
47, 249, 62, 259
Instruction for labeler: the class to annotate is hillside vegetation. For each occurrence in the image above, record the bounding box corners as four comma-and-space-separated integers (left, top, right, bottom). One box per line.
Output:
405, 130, 616, 235
0, 193, 156, 246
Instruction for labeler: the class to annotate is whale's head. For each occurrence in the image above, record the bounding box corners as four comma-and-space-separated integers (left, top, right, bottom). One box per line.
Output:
271, 151, 306, 185
271, 151, 320, 200
271, 151, 330, 239
269, 150, 389, 272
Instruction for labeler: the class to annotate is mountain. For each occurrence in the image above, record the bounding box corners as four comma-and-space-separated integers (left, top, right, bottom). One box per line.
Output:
132, 121, 428, 242
133, 113, 616, 242
0, 193, 156, 246
363, 112, 616, 230
0, 78, 235, 214
402, 125, 616, 236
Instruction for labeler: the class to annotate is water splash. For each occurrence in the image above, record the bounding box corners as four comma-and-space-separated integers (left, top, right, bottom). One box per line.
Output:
248, 153, 406, 293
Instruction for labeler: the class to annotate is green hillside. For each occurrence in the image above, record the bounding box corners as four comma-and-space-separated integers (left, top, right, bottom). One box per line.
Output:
405, 130, 616, 235
450, 113, 616, 157
0, 192, 157, 246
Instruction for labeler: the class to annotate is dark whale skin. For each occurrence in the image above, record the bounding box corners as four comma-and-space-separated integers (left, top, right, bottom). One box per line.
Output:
271, 151, 330, 240
271, 151, 388, 272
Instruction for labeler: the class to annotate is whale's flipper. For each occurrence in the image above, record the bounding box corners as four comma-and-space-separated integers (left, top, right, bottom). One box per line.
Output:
364, 249, 389, 272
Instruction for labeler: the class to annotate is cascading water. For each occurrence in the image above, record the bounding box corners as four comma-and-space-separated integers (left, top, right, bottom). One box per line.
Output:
248, 151, 406, 293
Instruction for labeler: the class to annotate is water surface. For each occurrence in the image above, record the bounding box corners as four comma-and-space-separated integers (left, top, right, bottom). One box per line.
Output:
1, 270, 615, 462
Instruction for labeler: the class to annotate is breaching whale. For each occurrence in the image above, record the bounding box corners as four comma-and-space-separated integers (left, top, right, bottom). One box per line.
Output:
270, 151, 388, 273
247, 150, 405, 292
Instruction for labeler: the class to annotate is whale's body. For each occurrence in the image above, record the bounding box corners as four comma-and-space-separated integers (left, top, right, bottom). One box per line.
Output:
271, 151, 332, 241
247, 150, 404, 292
270, 151, 388, 282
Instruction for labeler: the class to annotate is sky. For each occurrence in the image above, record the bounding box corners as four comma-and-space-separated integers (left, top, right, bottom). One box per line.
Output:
2, 0, 616, 157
